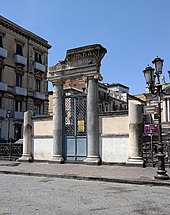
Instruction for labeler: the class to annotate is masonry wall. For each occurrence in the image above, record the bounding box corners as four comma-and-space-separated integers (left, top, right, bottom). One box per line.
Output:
32, 116, 53, 160
32, 113, 129, 163
99, 113, 129, 163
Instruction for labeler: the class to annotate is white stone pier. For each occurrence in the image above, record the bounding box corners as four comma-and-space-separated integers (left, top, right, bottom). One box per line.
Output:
49, 81, 64, 163
85, 76, 100, 164
18, 110, 33, 162
126, 100, 144, 166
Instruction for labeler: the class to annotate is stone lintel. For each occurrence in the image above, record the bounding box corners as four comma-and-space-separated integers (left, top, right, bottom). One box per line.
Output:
48, 65, 97, 83
65, 44, 107, 61
48, 44, 107, 82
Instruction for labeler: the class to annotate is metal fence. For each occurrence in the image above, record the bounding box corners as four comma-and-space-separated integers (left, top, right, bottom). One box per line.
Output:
143, 138, 170, 167
0, 143, 23, 161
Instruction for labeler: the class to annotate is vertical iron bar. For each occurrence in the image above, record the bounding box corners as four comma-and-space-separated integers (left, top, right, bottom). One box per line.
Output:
157, 90, 162, 143
150, 134, 153, 167
74, 97, 77, 160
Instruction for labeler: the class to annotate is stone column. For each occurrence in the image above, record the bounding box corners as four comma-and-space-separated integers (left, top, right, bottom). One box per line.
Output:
49, 81, 64, 163
162, 98, 167, 122
167, 98, 170, 122
126, 100, 144, 166
18, 110, 33, 162
85, 76, 100, 164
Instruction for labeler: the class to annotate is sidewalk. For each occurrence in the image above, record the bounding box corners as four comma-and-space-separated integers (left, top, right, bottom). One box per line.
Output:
0, 160, 170, 186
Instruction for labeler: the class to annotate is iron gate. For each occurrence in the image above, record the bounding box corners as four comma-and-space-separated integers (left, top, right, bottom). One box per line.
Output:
63, 94, 87, 161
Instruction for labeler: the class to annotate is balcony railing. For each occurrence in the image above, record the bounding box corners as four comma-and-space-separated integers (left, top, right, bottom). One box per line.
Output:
0, 47, 8, 58
34, 62, 45, 72
14, 87, 27, 96
34, 91, 45, 100
14, 54, 27, 66
0, 82, 7, 91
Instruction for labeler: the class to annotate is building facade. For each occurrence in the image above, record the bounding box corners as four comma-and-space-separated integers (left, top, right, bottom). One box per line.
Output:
0, 16, 51, 141
99, 83, 128, 112
48, 81, 128, 114
144, 82, 170, 125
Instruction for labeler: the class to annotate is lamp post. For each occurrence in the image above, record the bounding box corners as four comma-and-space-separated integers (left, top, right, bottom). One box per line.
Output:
143, 56, 169, 180
6, 110, 11, 142
6, 110, 11, 161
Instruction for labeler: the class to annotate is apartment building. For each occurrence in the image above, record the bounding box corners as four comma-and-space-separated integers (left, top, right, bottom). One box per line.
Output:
0, 16, 51, 141
48, 80, 128, 114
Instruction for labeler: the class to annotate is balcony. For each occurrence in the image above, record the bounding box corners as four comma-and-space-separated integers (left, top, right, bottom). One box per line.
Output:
14, 111, 24, 120
0, 109, 7, 118
0, 82, 7, 91
0, 47, 8, 58
15, 86, 27, 96
14, 54, 27, 66
34, 62, 45, 72
34, 91, 45, 100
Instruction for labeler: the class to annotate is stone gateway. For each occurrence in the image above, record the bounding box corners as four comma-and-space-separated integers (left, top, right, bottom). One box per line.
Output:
48, 44, 107, 164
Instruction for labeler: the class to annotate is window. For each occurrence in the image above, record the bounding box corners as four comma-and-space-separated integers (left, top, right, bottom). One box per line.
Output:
35, 103, 41, 115
16, 73, 22, 87
0, 36, 3, 48
0, 68, 2, 82
36, 79, 41, 92
0, 97, 1, 108
0, 122, 2, 138
112, 101, 116, 111
16, 44, 23, 56
99, 104, 103, 112
15, 101, 22, 112
14, 124, 22, 141
105, 102, 109, 112
35, 52, 42, 64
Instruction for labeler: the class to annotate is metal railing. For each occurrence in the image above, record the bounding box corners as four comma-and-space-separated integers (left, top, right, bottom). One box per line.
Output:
143, 139, 170, 167
0, 143, 23, 160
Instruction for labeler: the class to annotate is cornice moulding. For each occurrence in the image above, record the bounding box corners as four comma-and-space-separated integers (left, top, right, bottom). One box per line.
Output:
0, 15, 51, 49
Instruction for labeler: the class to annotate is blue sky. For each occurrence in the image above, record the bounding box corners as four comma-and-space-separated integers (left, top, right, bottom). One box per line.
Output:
1, 0, 170, 94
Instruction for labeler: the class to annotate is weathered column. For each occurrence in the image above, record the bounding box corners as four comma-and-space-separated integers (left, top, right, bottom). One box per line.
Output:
162, 98, 167, 122
18, 110, 33, 162
126, 100, 144, 166
49, 81, 64, 163
85, 76, 100, 164
167, 98, 170, 122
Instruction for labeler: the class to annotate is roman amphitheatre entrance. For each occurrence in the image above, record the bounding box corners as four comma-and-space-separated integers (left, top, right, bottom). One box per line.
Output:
48, 44, 107, 164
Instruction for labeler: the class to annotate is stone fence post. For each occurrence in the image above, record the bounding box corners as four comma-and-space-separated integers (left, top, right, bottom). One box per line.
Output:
18, 110, 33, 162
126, 100, 144, 166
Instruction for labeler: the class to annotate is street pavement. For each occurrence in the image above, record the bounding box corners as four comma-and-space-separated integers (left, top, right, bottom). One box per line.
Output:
1, 174, 170, 215
0, 160, 170, 186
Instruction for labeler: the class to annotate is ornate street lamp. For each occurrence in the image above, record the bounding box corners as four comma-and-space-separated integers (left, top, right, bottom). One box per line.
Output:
6, 110, 11, 142
6, 110, 12, 161
143, 56, 169, 180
